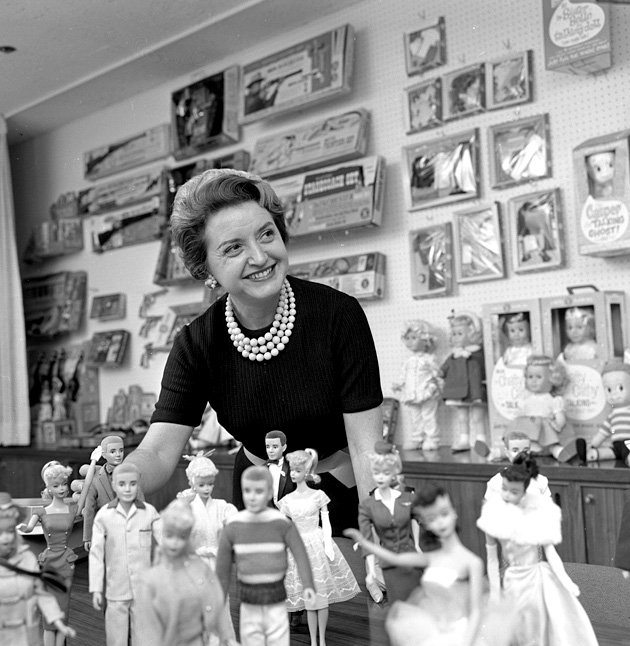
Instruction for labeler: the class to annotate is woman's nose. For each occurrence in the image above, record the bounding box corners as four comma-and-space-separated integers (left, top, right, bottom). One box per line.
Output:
249, 242, 267, 264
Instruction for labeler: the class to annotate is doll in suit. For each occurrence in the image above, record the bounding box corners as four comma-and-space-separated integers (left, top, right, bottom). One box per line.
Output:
265, 430, 295, 507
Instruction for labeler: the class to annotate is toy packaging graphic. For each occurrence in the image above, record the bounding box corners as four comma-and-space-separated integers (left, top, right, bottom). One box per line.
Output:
542, 0, 611, 75
573, 130, 630, 257
289, 252, 386, 301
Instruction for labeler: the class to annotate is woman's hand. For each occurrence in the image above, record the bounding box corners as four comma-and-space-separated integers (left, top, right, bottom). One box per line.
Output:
343, 528, 365, 546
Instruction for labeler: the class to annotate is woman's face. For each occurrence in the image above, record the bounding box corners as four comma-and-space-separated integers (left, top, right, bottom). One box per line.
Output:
204, 201, 289, 309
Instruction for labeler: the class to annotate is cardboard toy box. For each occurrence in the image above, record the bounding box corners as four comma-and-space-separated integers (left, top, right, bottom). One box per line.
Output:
482, 299, 544, 448
541, 289, 627, 439
573, 129, 630, 257
289, 252, 386, 301
542, 0, 611, 76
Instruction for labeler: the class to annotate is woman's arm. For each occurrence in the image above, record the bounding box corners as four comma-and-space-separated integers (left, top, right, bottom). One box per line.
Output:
543, 544, 580, 596
344, 528, 428, 569
124, 422, 194, 495
344, 407, 382, 501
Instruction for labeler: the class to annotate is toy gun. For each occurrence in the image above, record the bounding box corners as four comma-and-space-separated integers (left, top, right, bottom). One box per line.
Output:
85, 133, 145, 177
94, 211, 157, 251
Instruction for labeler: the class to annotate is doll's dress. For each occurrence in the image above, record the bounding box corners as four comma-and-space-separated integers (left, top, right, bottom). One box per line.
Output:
502, 343, 532, 367
561, 340, 598, 362
36, 506, 78, 628
477, 494, 598, 646
279, 490, 360, 611
397, 353, 442, 405
515, 392, 564, 447
385, 566, 514, 646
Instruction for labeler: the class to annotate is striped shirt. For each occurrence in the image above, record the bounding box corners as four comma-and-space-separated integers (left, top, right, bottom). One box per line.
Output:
216, 508, 314, 601
600, 405, 630, 439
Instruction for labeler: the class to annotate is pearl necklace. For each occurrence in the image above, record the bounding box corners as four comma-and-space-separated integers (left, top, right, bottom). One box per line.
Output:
225, 279, 296, 361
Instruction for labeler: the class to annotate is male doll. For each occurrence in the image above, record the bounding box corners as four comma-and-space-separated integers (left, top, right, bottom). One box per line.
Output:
216, 466, 315, 646
265, 430, 295, 506
89, 462, 159, 646
483, 429, 551, 502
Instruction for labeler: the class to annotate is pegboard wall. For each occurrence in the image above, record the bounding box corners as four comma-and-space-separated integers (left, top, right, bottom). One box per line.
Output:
10, 0, 630, 446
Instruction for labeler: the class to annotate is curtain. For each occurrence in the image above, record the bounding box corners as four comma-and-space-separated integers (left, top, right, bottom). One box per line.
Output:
0, 115, 30, 445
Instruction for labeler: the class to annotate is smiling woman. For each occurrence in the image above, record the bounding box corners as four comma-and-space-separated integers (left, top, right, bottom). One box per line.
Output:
125, 168, 384, 534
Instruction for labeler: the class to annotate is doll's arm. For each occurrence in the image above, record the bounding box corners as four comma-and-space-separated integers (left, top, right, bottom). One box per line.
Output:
462, 556, 484, 646
543, 544, 580, 596
411, 518, 421, 552
550, 396, 566, 431
18, 510, 41, 533
320, 506, 335, 561
344, 528, 428, 569
215, 530, 234, 601
484, 534, 501, 601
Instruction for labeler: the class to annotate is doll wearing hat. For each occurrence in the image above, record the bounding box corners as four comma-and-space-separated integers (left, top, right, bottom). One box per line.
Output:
0, 492, 75, 646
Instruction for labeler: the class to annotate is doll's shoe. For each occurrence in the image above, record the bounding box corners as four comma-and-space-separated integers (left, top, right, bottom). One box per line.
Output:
451, 438, 471, 453
612, 440, 630, 465
422, 439, 440, 451
473, 440, 490, 458
556, 439, 577, 463
576, 438, 588, 466
486, 447, 504, 463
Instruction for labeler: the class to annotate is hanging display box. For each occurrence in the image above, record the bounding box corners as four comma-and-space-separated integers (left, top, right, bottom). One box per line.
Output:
87, 330, 131, 367
573, 129, 630, 257
289, 252, 386, 301
23, 218, 84, 263
84, 124, 171, 181
249, 109, 370, 179
171, 66, 240, 160
541, 289, 627, 439
542, 0, 611, 75
78, 166, 167, 216
239, 25, 355, 125
482, 299, 544, 449
270, 156, 385, 239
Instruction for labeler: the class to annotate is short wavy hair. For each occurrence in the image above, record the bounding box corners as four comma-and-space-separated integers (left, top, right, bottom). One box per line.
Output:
170, 168, 289, 281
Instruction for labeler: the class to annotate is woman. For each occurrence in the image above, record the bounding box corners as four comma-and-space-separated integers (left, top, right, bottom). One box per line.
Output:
126, 168, 383, 532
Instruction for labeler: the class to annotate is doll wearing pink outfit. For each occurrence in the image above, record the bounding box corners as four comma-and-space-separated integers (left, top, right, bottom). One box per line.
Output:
392, 320, 442, 451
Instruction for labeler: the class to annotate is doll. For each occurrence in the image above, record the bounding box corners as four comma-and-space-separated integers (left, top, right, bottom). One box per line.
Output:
138, 499, 238, 646
477, 453, 598, 646
18, 461, 77, 646
560, 306, 598, 362
0, 492, 76, 646
586, 150, 615, 199
392, 320, 442, 451
576, 361, 630, 465
346, 483, 514, 646
516, 200, 555, 264
357, 442, 421, 604
501, 312, 533, 367
439, 311, 488, 452
513, 355, 576, 462
264, 430, 295, 505
278, 449, 359, 645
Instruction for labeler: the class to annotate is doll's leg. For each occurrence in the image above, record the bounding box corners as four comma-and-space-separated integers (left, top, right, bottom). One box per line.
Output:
552, 437, 578, 463
400, 404, 424, 450
469, 404, 488, 447
420, 399, 440, 451
104, 599, 130, 646
307, 609, 318, 646
450, 406, 471, 452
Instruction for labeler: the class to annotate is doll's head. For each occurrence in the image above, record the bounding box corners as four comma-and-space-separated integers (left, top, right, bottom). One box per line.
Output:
601, 361, 630, 408
0, 492, 26, 559
401, 319, 436, 354
265, 430, 287, 463
100, 435, 124, 469
502, 312, 531, 348
184, 452, 218, 503
502, 430, 531, 463
586, 151, 615, 197
41, 461, 72, 500
160, 499, 195, 561
448, 311, 482, 348
241, 466, 273, 514
286, 448, 320, 485
564, 306, 596, 345
412, 482, 457, 550
112, 463, 140, 508
501, 452, 539, 505
524, 355, 567, 395
368, 441, 402, 489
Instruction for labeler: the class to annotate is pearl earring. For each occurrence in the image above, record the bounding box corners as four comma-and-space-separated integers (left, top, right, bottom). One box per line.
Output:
205, 275, 218, 289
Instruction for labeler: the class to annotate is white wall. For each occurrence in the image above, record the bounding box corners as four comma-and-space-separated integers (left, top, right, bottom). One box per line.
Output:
11, 0, 630, 445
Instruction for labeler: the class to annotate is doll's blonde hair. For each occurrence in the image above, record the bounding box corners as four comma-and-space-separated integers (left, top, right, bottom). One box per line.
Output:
40, 461, 72, 500
449, 311, 482, 345
161, 499, 195, 535
368, 441, 402, 475
184, 451, 218, 484
564, 306, 596, 339
401, 319, 437, 353
286, 449, 321, 484
524, 355, 567, 394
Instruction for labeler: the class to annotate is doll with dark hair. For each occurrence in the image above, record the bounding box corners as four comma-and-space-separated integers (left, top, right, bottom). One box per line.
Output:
477, 453, 598, 646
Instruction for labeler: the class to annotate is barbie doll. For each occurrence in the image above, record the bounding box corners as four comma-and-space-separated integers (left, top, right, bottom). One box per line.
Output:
514, 355, 576, 462
357, 442, 421, 604
346, 483, 513, 646
477, 453, 598, 646
19, 462, 77, 646
279, 449, 359, 646
392, 320, 442, 450
560, 306, 598, 362
501, 312, 533, 367
439, 311, 488, 452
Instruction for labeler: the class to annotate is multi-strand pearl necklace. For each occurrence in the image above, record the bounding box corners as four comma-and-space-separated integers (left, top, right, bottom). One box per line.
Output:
225, 279, 296, 361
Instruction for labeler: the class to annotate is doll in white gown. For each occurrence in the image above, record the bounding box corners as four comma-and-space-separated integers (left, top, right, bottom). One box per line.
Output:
477, 453, 598, 646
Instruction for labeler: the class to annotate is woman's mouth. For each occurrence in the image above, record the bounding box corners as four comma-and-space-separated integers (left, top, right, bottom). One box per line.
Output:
247, 266, 274, 281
